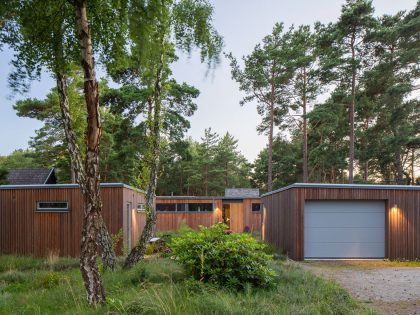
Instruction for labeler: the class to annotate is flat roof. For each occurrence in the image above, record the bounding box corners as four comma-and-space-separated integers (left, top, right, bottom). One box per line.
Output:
261, 183, 420, 197
0, 182, 145, 193
157, 196, 260, 200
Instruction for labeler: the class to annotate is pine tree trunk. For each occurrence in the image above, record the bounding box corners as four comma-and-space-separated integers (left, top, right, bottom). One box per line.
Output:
267, 65, 275, 192
362, 119, 369, 182
411, 148, 415, 185
124, 48, 164, 269
74, 0, 105, 304
349, 31, 356, 184
302, 67, 308, 183
395, 147, 404, 185
268, 102, 274, 192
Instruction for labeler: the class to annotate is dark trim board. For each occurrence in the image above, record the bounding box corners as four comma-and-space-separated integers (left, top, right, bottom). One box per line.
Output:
261, 184, 420, 260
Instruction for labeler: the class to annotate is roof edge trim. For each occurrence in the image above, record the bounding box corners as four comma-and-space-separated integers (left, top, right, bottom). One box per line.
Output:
261, 183, 420, 197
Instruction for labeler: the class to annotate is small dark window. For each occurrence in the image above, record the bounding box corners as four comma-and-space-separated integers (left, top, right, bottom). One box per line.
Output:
37, 201, 68, 212
188, 203, 213, 212
252, 203, 261, 212
137, 203, 145, 212
156, 203, 176, 212
177, 203, 186, 212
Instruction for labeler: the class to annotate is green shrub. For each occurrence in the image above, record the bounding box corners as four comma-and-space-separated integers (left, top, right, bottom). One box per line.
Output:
128, 263, 148, 285
157, 224, 193, 244
34, 271, 65, 289
169, 223, 276, 289
145, 243, 154, 255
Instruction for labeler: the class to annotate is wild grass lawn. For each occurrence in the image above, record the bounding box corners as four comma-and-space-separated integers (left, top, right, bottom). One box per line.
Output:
0, 255, 375, 315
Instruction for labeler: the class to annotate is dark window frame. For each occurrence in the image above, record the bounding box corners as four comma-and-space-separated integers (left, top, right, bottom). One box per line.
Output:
187, 203, 213, 212
137, 203, 145, 212
36, 201, 69, 212
156, 203, 177, 212
252, 203, 262, 212
156, 202, 214, 212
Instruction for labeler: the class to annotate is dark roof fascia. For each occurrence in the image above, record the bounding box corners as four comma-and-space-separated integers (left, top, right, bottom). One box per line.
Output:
157, 196, 261, 200
0, 182, 145, 193
261, 183, 420, 197
157, 196, 223, 200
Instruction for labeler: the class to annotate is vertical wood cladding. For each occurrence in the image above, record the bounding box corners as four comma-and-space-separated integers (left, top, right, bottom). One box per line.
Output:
155, 198, 224, 231
0, 186, 144, 257
155, 197, 262, 233
262, 186, 420, 260
0, 188, 264, 257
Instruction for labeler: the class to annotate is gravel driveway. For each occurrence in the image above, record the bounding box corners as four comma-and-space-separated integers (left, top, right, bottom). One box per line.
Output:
300, 261, 420, 315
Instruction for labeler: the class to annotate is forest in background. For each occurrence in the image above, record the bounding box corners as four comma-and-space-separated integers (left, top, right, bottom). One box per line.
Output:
0, 0, 419, 194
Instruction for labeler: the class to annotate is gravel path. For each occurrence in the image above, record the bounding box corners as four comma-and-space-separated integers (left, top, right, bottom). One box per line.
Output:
300, 261, 420, 315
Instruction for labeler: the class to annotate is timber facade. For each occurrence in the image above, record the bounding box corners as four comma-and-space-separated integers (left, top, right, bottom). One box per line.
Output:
261, 183, 420, 260
0, 184, 145, 257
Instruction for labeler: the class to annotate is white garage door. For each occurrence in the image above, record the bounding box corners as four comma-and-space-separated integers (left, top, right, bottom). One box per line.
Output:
304, 201, 385, 259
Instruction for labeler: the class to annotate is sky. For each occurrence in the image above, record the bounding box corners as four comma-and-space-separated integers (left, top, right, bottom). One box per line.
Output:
0, 0, 417, 162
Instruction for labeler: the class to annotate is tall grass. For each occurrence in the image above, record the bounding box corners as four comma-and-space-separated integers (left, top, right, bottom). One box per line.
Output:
0, 255, 376, 315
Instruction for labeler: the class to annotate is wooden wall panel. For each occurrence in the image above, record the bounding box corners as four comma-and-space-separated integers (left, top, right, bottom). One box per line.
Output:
262, 186, 420, 260
0, 186, 125, 257
242, 198, 262, 233
122, 187, 145, 250
155, 198, 223, 231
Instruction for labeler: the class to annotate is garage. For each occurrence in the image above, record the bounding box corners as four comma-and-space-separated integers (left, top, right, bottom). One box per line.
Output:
304, 201, 385, 259
261, 183, 420, 261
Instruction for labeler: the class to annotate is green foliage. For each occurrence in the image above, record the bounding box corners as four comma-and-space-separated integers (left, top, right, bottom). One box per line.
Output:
111, 229, 124, 255
0, 255, 374, 314
34, 271, 65, 289
0, 149, 38, 170
0, 255, 78, 273
252, 136, 303, 191
227, 23, 293, 135
0, 168, 8, 185
170, 223, 276, 289
157, 129, 252, 196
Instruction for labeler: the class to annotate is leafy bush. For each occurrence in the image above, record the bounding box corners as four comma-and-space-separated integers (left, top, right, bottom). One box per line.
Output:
169, 223, 275, 289
34, 271, 66, 289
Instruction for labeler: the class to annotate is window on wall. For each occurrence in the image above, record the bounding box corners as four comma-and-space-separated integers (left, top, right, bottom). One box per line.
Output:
156, 203, 176, 212
252, 203, 262, 212
188, 203, 213, 212
137, 203, 145, 212
156, 203, 213, 212
36, 201, 69, 212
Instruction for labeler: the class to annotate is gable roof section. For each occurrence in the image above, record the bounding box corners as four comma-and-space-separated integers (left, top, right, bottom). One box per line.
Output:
6, 168, 56, 185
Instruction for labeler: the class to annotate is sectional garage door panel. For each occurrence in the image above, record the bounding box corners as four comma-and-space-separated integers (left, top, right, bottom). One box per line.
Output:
304, 201, 385, 259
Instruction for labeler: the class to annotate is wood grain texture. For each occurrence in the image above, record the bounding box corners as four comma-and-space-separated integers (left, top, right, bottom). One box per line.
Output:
0, 186, 144, 257
155, 197, 262, 233
262, 186, 420, 260
155, 198, 223, 231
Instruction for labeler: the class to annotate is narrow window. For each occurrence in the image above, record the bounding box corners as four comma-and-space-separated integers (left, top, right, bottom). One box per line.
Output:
252, 203, 261, 212
176, 203, 186, 212
188, 203, 213, 212
36, 201, 69, 212
156, 203, 176, 212
137, 203, 145, 212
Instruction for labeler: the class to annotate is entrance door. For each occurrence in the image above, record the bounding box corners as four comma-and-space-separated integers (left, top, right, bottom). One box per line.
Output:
228, 203, 244, 233
222, 204, 230, 227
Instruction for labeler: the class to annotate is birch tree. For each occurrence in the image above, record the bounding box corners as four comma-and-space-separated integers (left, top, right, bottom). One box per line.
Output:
1, 0, 128, 303
117, 0, 223, 268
